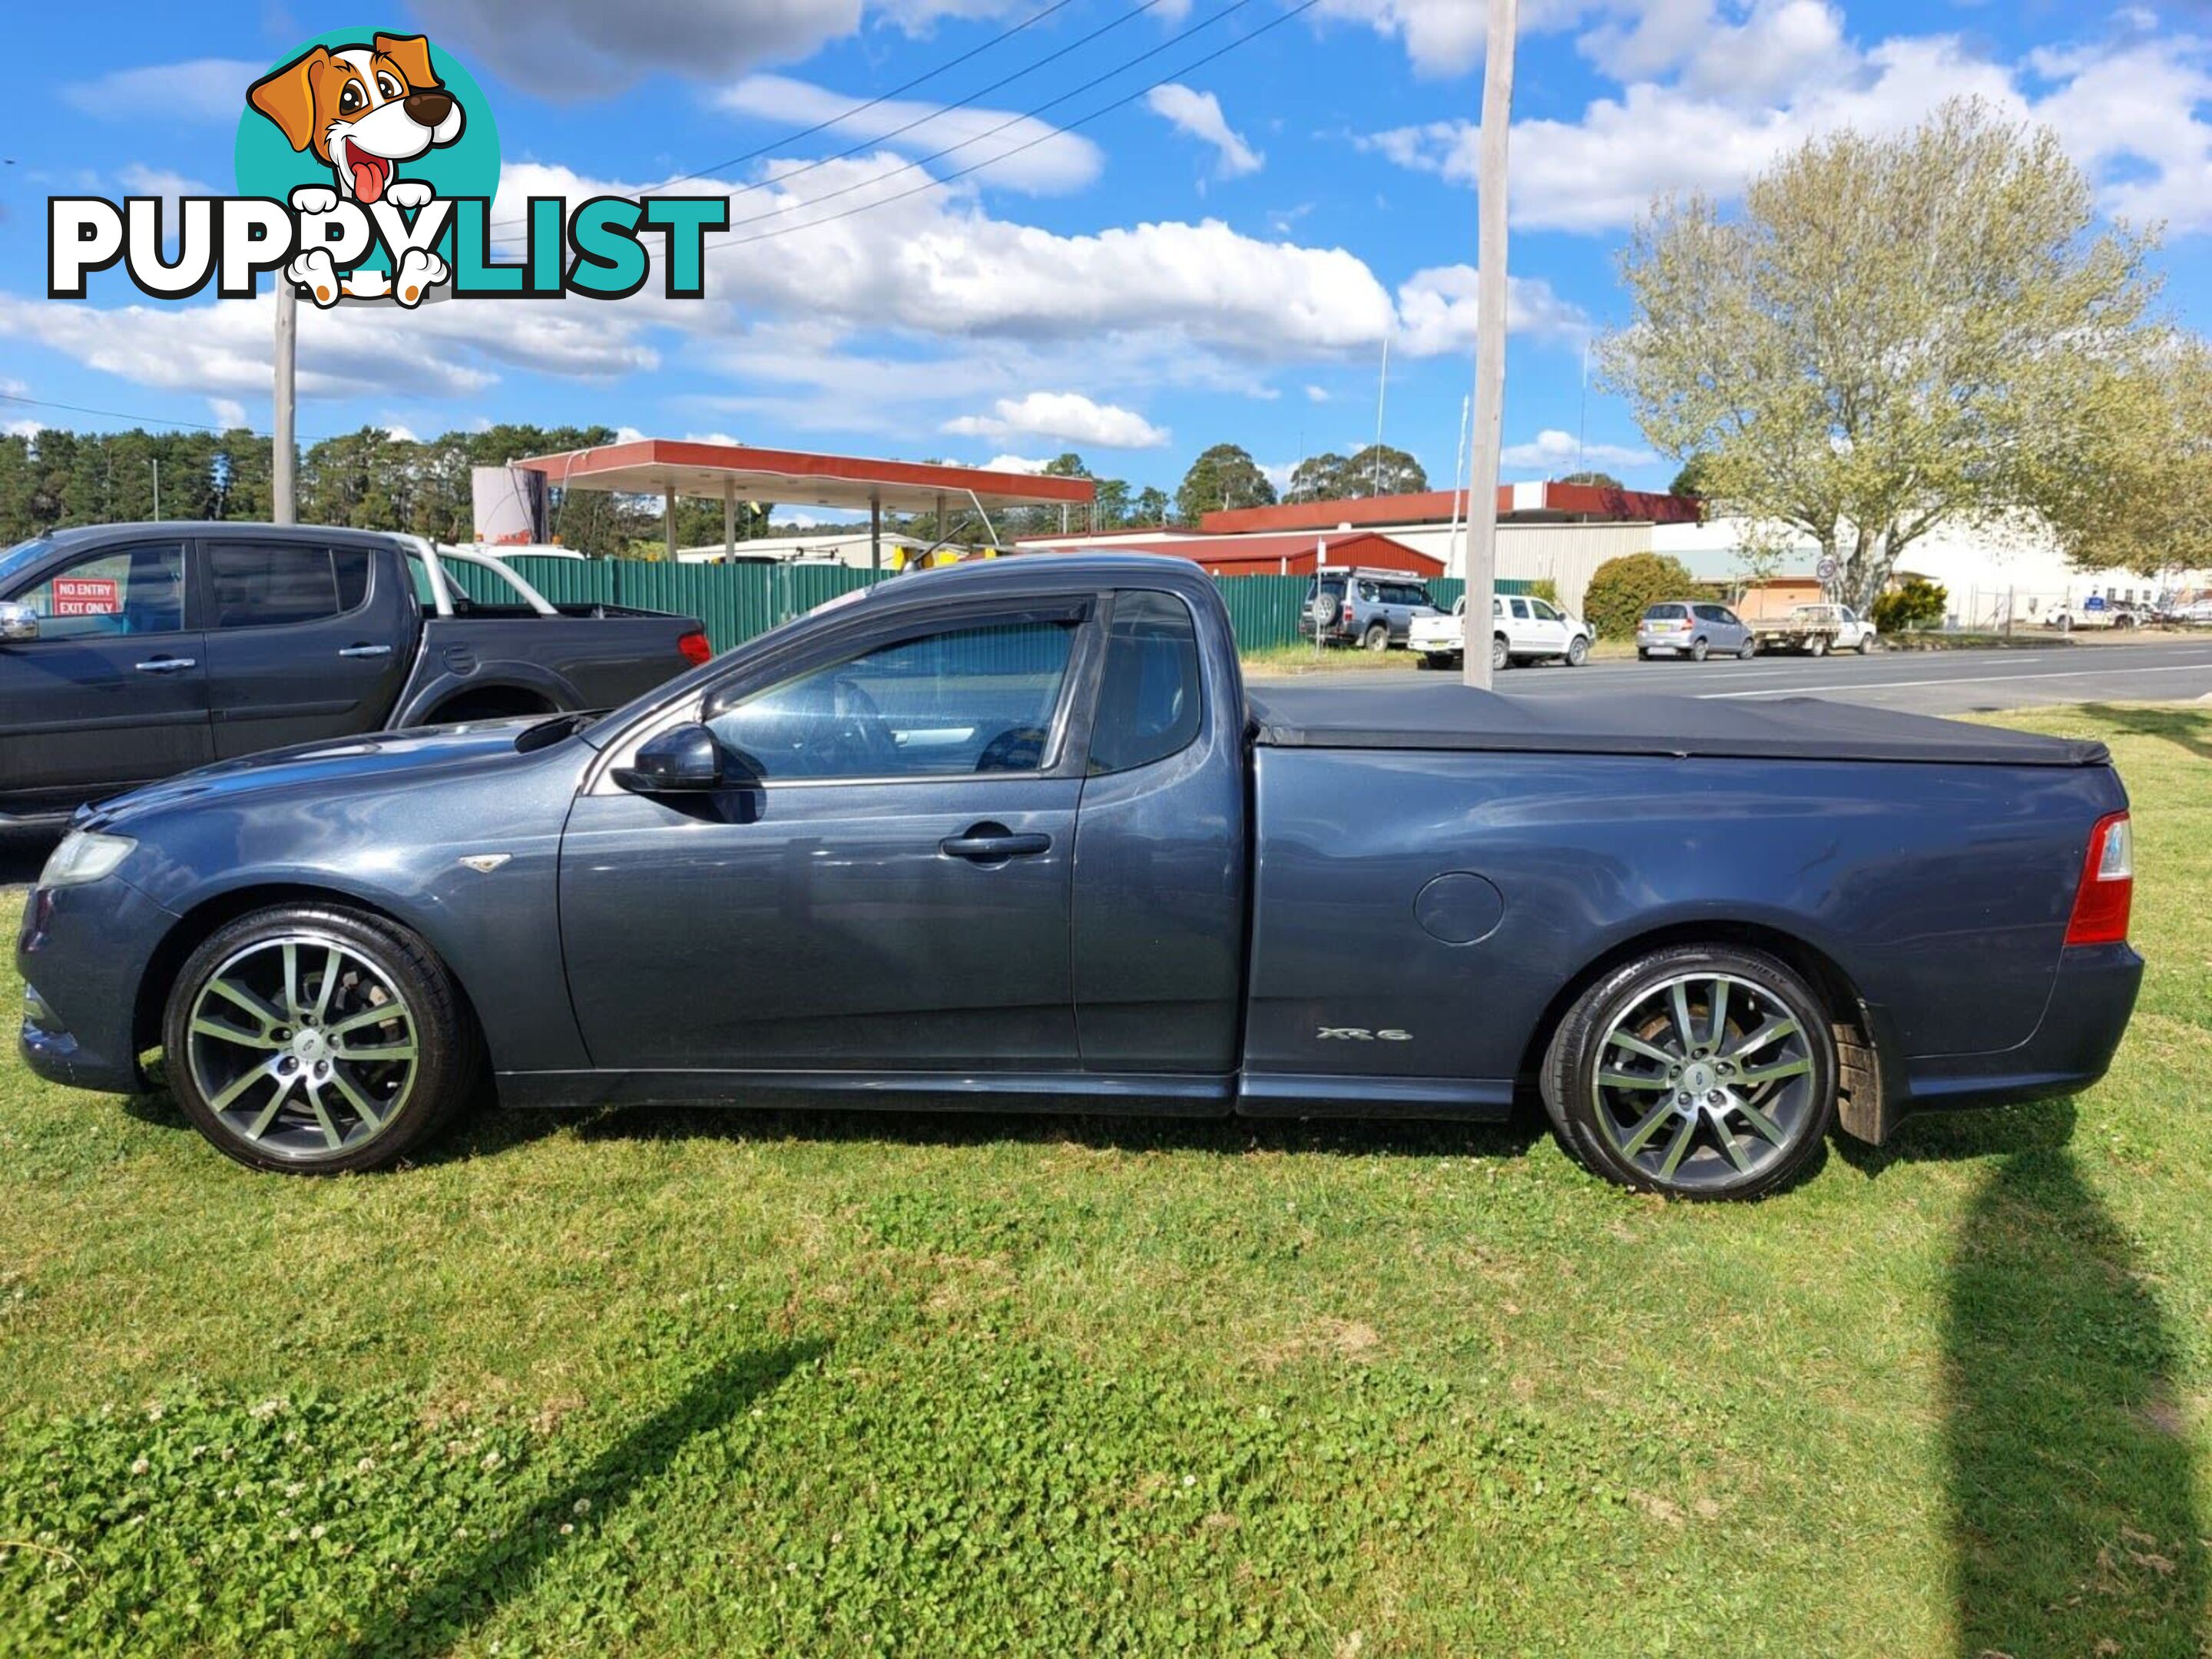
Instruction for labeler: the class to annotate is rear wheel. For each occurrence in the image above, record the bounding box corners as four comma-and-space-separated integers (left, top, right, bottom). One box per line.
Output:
1565, 635, 1589, 667
163, 905, 480, 1174
1363, 622, 1389, 653
1491, 634, 1509, 673
1689, 637, 1710, 662
1807, 635, 1828, 657
1637, 647, 1652, 661
1541, 944, 1837, 1200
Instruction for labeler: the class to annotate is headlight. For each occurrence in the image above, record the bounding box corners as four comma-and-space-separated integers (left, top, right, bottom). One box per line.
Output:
38, 830, 136, 889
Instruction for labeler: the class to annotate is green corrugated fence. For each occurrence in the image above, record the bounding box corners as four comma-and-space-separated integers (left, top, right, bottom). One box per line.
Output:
443, 556, 1530, 655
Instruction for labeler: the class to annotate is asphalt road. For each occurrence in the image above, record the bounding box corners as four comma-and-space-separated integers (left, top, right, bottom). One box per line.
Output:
1305, 637, 2212, 714
8, 639, 2210, 892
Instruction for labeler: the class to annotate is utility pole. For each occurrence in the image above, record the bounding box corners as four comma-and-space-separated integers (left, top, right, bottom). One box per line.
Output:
1370, 330, 1391, 493
151, 459, 160, 521
1461, 0, 1517, 690
272, 283, 297, 524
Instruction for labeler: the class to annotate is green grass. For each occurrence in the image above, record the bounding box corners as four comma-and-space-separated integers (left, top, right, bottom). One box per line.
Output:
2, 704, 2208, 1656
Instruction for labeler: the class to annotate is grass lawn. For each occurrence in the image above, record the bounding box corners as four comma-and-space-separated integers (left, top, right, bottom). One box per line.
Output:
2, 704, 2207, 1657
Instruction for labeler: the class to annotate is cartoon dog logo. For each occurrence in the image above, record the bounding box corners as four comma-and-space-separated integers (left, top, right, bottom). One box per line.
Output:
247, 33, 462, 306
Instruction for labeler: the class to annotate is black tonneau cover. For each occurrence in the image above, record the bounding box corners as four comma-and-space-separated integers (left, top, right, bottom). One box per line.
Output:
1245, 684, 2109, 767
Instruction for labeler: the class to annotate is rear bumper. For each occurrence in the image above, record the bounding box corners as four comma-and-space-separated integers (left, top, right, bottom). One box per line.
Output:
1896, 942, 2144, 1114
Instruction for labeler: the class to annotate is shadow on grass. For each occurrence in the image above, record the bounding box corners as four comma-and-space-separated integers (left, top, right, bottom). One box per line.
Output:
338, 1339, 823, 1659
2078, 700, 2212, 763
1944, 1147, 2204, 1657
424, 1095, 1548, 1170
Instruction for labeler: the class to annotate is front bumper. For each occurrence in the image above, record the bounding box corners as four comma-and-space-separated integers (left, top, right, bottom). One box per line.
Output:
16, 875, 177, 1095
1897, 942, 2145, 1113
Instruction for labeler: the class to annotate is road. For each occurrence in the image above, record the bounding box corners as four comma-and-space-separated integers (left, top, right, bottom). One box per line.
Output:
8, 639, 2210, 892
1285, 637, 2212, 714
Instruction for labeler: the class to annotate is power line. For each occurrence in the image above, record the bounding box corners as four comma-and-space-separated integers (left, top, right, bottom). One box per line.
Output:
0, 390, 347, 443
707, 0, 1252, 241
487, 0, 1103, 232
637, 0, 1310, 263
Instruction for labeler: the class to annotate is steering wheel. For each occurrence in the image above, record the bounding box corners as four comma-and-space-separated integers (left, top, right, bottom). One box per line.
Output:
974, 725, 1047, 773
815, 675, 897, 770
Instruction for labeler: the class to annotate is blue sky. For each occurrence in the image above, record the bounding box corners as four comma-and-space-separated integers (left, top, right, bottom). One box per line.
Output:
4, 0, 2208, 509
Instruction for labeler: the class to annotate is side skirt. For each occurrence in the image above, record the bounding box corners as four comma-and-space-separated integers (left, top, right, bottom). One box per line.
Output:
1234, 1071, 1515, 1121
494, 1068, 1237, 1117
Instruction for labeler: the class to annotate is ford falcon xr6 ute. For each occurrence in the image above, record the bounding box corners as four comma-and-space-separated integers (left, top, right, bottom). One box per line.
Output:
18, 555, 2141, 1200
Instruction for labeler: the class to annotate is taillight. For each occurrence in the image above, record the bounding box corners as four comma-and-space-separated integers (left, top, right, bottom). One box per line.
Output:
2065, 812, 2133, 945
677, 630, 713, 667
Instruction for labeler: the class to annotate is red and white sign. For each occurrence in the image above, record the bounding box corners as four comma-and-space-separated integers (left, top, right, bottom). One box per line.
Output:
50, 577, 120, 617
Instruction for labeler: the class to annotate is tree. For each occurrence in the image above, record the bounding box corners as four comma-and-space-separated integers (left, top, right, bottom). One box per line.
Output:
1282, 444, 1429, 504
1132, 485, 1171, 527
1668, 455, 1712, 500
1283, 452, 1350, 503
1582, 551, 1699, 643
2034, 339, 2212, 579
1601, 99, 2164, 611
1558, 469, 1623, 489
1175, 442, 1276, 525
1872, 579, 1948, 633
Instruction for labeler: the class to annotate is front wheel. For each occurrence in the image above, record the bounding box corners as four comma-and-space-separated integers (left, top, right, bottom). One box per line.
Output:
1737, 637, 1757, 660
163, 905, 481, 1174
1857, 634, 1876, 654
1565, 635, 1589, 667
1541, 944, 1838, 1200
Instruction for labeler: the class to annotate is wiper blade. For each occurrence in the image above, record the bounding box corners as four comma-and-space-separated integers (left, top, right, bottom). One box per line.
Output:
514, 710, 600, 752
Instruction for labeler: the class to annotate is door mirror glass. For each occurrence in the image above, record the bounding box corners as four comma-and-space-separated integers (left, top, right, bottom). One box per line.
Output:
614, 722, 727, 794
0, 601, 38, 642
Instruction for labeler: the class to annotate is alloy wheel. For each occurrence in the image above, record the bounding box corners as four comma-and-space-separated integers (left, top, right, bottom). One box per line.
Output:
1589, 971, 1818, 1193
185, 932, 419, 1161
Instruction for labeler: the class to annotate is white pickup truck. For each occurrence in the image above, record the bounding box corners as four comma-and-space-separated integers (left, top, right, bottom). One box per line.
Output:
1411, 593, 1593, 672
1747, 603, 1879, 657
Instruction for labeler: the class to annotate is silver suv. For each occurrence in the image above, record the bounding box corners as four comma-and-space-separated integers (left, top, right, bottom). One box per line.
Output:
1299, 567, 1440, 651
1637, 600, 1754, 661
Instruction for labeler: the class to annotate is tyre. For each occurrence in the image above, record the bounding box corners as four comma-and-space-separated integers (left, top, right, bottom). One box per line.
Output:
1807, 635, 1827, 657
1361, 622, 1389, 653
1416, 652, 1436, 671
1541, 944, 1838, 1200
1637, 647, 1652, 661
1858, 634, 1876, 654
2058, 613, 2074, 633
1491, 634, 1509, 673
1737, 636, 1757, 660
163, 904, 482, 1174
1565, 635, 1589, 667
1689, 637, 1710, 662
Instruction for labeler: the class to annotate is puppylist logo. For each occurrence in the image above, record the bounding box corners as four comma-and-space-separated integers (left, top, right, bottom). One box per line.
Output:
48, 30, 729, 308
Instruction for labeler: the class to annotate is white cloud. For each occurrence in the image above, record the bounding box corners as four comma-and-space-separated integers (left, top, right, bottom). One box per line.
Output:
118, 166, 211, 221
58, 58, 266, 124
384, 423, 422, 443
1144, 84, 1263, 178
1393, 266, 1591, 354
1304, 384, 1331, 402
714, 76, 1101, 194
980, 453, 1053, 473
1258, 459, 1300, 495
1500, 429, 1657, 472
1364, 11, 2212, 236
495, 156, 1398, 357
207, 398, 247, 429
945, 392, 1169, 449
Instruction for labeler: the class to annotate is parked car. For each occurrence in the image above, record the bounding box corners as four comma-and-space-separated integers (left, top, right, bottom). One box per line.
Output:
1747, 603, 1879, 657
1297, 567, 1439, 651
20, 554, 2141, 1201
1409, 594, 1592, 671
1637, 601, 1756, 661
0, 523, 710, 825
2046, 595, 2144, 631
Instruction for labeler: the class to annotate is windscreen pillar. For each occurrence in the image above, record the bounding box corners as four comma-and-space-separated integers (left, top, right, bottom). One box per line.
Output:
723, 479, 736, 561
664, 487, 677, 564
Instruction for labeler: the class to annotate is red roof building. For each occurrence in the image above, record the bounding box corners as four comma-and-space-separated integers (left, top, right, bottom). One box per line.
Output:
1022, 529, 1440, 578
1200, 481, 1700, 535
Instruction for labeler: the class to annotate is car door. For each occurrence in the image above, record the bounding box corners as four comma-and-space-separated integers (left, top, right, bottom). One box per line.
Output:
198, 536, 413, 758
1504, 597, 1540, 656
0, 535, 210, 810
559, 600, 1096, 1073
1525, 597, 1571, 656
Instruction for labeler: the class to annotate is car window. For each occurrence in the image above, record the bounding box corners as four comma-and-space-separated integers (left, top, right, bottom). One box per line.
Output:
1357, 581, 1377, 602
1088, 591, 1202, 776
1407, 586, 1435, 608
207, 541, 372, 629
1644, 604, 1684, 620
6, 541, 186, 640
1840, 608, 1857, 623
1508, 598, 1532, 619
704, 618, 1078, 782
1528, 598, 1560, 621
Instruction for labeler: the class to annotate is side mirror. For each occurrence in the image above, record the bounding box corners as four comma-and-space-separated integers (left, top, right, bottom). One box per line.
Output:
612, 722, 725, 794
0, 601, 38, 643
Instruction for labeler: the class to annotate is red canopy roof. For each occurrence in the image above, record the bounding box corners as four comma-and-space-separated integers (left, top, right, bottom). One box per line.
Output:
513, 439, 1095, 515
1201, 482, 1698, 534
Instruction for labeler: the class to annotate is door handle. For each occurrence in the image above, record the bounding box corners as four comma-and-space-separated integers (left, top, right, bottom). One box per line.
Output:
940, 827, 1052, 862
337, 644, 393, 658
134, 657, 196, 674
